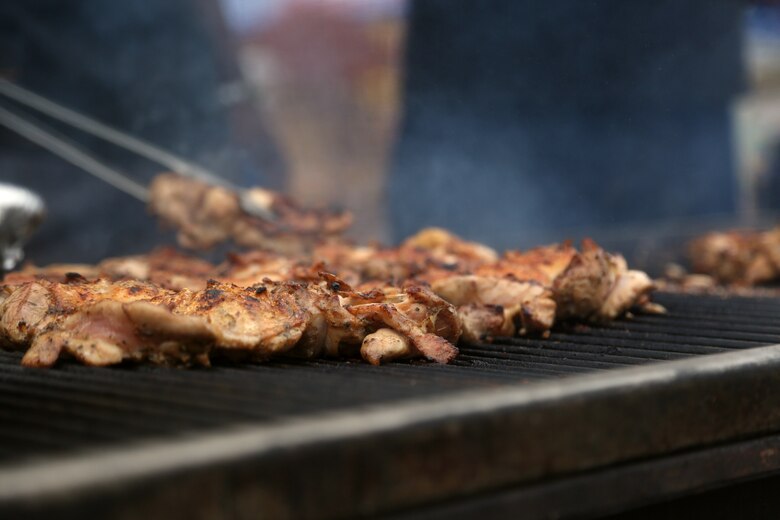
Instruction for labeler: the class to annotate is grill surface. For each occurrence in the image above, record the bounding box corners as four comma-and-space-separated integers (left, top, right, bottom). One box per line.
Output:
2, 292, 780, 466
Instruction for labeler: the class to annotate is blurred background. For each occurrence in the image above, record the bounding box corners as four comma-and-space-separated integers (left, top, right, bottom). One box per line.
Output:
1, 0, 780, 270
222, 0, 405, 243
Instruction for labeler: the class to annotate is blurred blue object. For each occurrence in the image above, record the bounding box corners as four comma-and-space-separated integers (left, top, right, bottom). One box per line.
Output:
390, 0, 745, 250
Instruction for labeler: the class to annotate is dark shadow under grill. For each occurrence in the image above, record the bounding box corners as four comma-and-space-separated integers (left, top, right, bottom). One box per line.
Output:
2, 291, 780, 467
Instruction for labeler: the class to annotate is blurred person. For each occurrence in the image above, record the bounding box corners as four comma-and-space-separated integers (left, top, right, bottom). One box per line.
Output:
389, 0, 746, 250
0, 0, 283, 264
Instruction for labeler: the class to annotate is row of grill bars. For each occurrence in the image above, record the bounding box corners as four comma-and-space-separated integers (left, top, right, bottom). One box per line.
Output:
1, 293, 780, 464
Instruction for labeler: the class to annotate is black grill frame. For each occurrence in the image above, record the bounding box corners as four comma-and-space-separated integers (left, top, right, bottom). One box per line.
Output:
3, 292, 780, 518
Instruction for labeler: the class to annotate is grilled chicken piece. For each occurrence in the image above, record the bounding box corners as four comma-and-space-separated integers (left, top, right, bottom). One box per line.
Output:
551, 241, 615, 320
0, 279, 178, 366
99, 247, 216, 290
478, 239, 655, 322
279, 281, 369, 359
477, 242, 578, 286
323, 274, 462, 364
1, 279, 310, 367
216, 251, 342, 288
313, 242, 415, 282
455, 304, 508, 343
597, 254, 655, 319
148, 173, 352, 254
0, 279, 167, 346
218, 250, 295, 281
0, 274, 461, 368
689, 228, 780, 286
401, 227, 498, 266
26, 300, 215, 368
312, 228, 494, 284
557, 245, 655, 321
162, 281, 308, 358
431, 275, 556, 338
361, 328, 414, 365
474, 242, 576, 294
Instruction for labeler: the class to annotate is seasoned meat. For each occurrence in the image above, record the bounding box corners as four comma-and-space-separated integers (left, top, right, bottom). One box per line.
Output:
361, 328, 414, 365
25, 300, 215, 368
689, 228, 780, 286
478, 239, 656, 322
431, 275, 555, 338
161, 281, 308, 357
455, 304, 507, 343
323, 274, 462, 364
401, 227, 498, 266
0, 279, 168, 346
0, 279, 306, 367
148, 173, 352, 254
99, 247, 216, 290
1, 222, 657, 369
0, 276, 461, 368
216, 251, 332, 287
312, 228, 495, 283
477, 242, 577, 285
279, 280, 368, 359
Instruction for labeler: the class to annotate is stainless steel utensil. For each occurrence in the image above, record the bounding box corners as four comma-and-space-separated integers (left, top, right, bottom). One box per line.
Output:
0, 183, 45, 273
0, 79, 276, 221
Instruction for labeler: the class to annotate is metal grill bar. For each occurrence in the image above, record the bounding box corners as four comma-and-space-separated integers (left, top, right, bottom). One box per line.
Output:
1, 292, 779, 467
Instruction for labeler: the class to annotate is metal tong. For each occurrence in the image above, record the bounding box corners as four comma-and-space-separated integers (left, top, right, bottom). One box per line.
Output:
0, 183, 44, 274
0, 79, 276, 219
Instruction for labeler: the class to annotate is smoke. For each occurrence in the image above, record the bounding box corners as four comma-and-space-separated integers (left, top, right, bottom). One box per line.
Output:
388, 0, 745, 254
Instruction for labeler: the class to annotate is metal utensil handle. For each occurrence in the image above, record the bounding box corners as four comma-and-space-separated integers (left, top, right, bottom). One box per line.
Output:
0, 79, 233, 190
0, 105, 149, 202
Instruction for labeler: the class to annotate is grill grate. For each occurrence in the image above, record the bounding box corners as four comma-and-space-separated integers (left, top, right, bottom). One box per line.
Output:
1, 292, 780, 465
